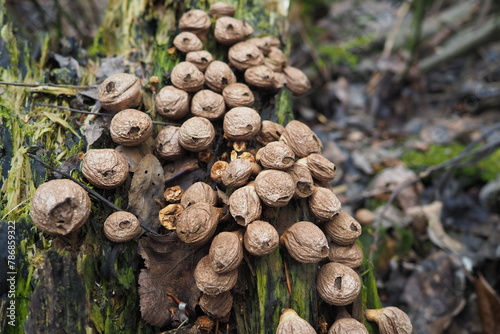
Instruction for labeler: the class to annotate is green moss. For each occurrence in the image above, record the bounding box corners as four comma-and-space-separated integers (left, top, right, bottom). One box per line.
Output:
360, 259, 383, 334
402, 143, 500, 182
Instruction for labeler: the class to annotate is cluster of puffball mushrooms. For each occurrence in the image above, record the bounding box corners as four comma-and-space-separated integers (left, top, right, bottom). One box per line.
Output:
30, 3, 412, 334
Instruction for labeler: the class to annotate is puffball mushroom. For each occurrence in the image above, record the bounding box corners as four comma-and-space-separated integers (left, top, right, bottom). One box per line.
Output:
30, 179, 91, 236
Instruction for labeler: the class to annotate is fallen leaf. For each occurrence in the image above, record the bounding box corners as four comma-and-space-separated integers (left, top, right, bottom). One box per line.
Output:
475, 273, 500, 334
138, 233, 204, 328
81, 123, 104, 148
423, 201, 467, 256
402, 251, 466, 333
127, 154, 165, 232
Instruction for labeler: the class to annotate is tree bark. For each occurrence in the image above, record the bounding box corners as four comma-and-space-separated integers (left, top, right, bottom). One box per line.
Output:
0, 0, 381, 333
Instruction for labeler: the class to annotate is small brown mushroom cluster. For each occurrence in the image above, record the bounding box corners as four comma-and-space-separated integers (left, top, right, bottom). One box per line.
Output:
29, 2, 412, 332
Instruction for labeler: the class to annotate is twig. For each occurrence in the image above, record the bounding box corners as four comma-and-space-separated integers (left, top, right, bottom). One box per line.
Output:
419, 15, 500, 72
370, 123, 500, 261
26, 153, 159, 235
0, 81, 92, 89
35, 103, 175, 126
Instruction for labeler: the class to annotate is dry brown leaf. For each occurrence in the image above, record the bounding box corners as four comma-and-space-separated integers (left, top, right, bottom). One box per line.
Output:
475, 273, 500, 334
138, 233, 205, 328
127, 154, 165, 231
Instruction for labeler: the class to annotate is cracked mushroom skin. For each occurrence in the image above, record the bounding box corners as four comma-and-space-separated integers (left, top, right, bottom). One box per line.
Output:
209, 231, 244, 274
308, 186, 342, 221
178, 116, 216, 152
228, 185, 262, 226
30, 179, 91, 236
173, 31, 203, 53
171, 61, 205, 92
317, 262, 361, 306
98, 73, 142, 113
254, 169, 295, 207
110, 109, 153, 146
176, 202, 219, 245
180, 181, 218, 208
155, 86, 190, 120
328, 318, 369, 334
214, 16, 253, 45
280, 120, 322, 158
223, 107, 261, 141
243, 220, 279, 256
186, 50, 214, 72
256, 141, 295, 170
222, 83, 255, 108
205, 60, 237, 92
280, 221, 329, 263
324, 211, 362, 246
155, 126, 186, 161
82, 149, 129, 189
194, 255, 238, 296
276, 309, 316, 334
191, 89, 226, 120
365, 307, 413, 334
103, 211, 142, 242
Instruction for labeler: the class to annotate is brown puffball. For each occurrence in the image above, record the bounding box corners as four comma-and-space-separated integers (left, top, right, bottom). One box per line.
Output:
199, 291, 233, 319
324, 211, 362, 246
222, 83, 255, 108
103, 211, 142, 242
30, 179, 91, 236
287, 162, 314, 198
155, 126, 186, 161
178, 116, 216, 152
281, 221, 329, 263
328, 242, 364, 269
98, 73, 142, 112
186, 50, 214, 72
171, 61, 205, 92
256, 120, 285, 146
365, 307, 413, 334
256, 141, 295, 170
209, 231, 244, 274
82, 149, 129, 189
205, 60, 237, 92
244, 65, 274, 89
328, 318, 369, 334
276, 309, 316, 334
264, 47, 287, 72
173, 31, 203, 53
191, 89, 226, 120
194, 255, 238, 295
244, 220, 279, 256
223, 107, 261, 141
110, 109, 153, 146
229, 185, 262, 226
221, 158, 253, 188
254, 169, 295, 207
155, 85, 190, 120
180, 182, 218, 208
176, 203, 219, 246
284, 66, 311, 95
299, 153, 337, 184
179, 9, 211, 36
280, 120, 322, 158
317, 262, 361, 306
308, 186, 342, 221
209, 2, 236, 18
228, 41, 264, 71
214, 16, 253, 45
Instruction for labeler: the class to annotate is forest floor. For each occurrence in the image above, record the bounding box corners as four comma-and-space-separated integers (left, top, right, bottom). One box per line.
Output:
288, 1, 500, 333
4, 0, 500, 333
